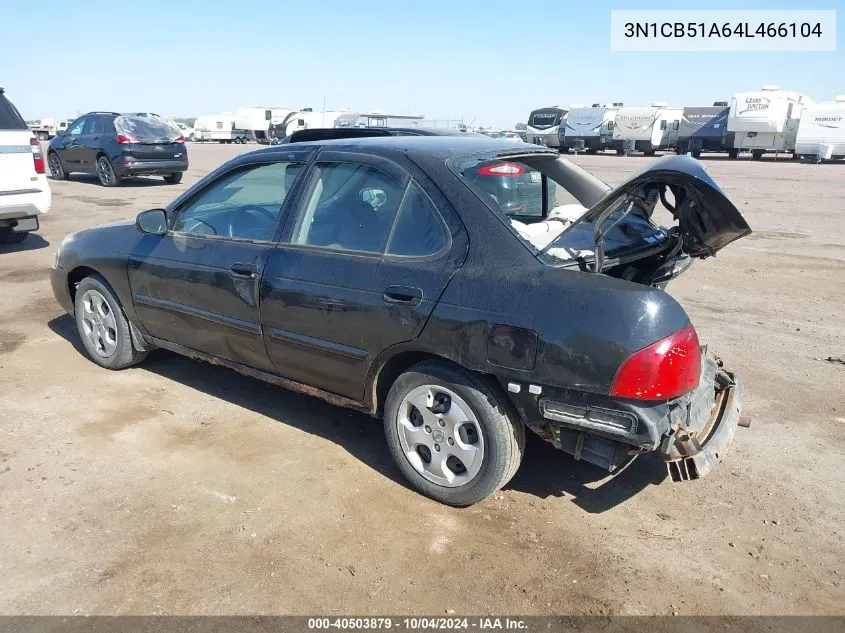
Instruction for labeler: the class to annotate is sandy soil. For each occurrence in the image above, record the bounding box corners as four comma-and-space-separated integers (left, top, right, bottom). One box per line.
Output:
0, 143, 843, 615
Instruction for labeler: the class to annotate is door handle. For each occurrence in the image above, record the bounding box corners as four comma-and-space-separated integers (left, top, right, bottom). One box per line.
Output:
383, 286, 423, 305
230, 263, 257, 279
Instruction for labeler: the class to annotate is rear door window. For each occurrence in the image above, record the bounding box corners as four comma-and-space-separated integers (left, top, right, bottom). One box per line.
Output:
386, 183, 449, 257
290, 161, 405, 254
0, 94, 28, 130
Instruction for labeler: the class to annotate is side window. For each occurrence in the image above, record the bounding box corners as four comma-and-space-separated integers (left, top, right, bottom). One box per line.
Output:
291, 162, 404, 254
82, 116, 100, 135
172, 161, 302, 241
386, 183, 448, 257
68, 117, 86, 136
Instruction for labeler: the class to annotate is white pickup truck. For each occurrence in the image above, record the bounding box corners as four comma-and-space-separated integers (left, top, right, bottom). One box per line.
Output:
29, 117, 70, 140
0, 85, 51, 244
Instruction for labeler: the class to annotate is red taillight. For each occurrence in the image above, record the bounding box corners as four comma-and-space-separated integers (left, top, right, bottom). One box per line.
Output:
116, 134, 139, 144
172, 135, 184, 143
30, 138, 45, 174
610, 325, 701, 400
477, 162, 525, 176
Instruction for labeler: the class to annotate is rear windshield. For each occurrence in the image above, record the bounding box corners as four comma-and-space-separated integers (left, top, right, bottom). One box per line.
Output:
114, 115, 180, 142
0, 94, 28, 130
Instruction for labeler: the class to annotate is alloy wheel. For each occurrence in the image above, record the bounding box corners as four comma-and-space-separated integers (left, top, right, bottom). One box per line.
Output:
79, 289, 118, 357
396, 385, 485, 487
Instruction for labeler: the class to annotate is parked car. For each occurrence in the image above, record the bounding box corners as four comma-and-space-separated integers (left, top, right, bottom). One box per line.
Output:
0, 85, 50, 244
51, 136, 750, 505
47, 112, 188, 187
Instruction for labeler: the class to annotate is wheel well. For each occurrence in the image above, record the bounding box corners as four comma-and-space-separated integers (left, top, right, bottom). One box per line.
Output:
371, 351, 507, 419
67, 266, 102, 303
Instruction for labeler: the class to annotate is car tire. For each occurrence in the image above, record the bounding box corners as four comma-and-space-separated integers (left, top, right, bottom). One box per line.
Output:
752, 150, 765, 160
383, 360, 525, 506
73, 275, 148, 370
0, 228, 28, 244
48, 151, 69, 180
163, 172, 183, 184
38, 132, 48, 140
728, 149, 739, 160
691, 150, 701, 159
96, 155, 119, 187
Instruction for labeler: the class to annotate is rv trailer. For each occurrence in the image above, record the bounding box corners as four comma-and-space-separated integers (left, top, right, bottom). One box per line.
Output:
727, 86, 812, 159
561, 103, 622, 153
677, 102, 732, 157
332, 111, 425, 128
192, 114, 251, 143
525, 106, 569, 148
235, 107, 301, 143
612, 103, 682, 155
794, 96, 845, 161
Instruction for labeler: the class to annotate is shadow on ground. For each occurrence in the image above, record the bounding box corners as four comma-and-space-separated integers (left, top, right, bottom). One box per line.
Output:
0, 233, 50, 253
49, 314, 665, 512
64, 174, 172, 188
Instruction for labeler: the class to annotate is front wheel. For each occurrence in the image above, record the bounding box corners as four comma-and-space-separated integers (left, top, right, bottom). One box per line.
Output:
383, 361, 525, 506
49, 151, 69, 180
163, 172, 183, 184
74, 276, 148, 369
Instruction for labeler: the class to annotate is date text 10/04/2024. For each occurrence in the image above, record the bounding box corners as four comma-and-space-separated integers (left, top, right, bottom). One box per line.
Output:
307, 617, 528, 630
624, 22, 823, 39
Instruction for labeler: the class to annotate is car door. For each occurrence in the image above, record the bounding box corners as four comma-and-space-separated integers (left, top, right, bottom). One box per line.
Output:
77, 115, 103, 172
59, 116, 88, 168
128, 155, 310, 370
260, 150, 468, 400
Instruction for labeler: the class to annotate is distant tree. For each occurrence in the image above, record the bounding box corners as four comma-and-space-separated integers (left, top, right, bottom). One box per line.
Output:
514, 122, 527, 130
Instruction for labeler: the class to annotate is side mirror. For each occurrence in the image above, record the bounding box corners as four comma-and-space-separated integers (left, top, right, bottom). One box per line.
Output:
55, 129, 66, 137
136, 208, 168, 235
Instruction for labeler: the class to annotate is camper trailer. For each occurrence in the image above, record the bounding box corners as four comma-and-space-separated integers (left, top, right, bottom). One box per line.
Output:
235, 107, 299, 143
525, 106, 568, 148
331, 111, 425, 128
561, 103, 622, 153
794, 96, 845, 160
727, 86, 811, 159
192, 114, 251, 143
612, 103, 683, 155
677, 102, 732, 157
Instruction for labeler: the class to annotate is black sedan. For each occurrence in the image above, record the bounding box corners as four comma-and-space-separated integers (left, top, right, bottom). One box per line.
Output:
51, 136, 751, 506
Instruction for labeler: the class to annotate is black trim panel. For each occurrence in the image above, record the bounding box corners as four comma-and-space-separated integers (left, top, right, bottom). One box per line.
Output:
270, 327, 368, 361
133, 293, 260, 334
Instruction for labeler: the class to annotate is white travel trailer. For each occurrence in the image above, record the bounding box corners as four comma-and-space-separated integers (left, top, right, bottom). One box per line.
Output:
561, 103, 622, 153
525, 106, 569, 148
192, 114, 250, 144
332, 111, 426, 129
234, 107, 294, 143
793, 96, 845, 160
727, 86, 812, 159
612, 103, 682, 155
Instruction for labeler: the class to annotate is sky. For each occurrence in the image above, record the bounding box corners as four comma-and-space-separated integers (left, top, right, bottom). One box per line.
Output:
1, 0, 842, 128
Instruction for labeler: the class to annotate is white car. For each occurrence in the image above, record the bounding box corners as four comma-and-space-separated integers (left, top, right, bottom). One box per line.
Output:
0, 85, 50, 244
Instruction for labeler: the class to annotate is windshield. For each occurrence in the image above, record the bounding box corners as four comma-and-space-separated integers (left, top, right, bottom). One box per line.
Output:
114, 115, 181, 142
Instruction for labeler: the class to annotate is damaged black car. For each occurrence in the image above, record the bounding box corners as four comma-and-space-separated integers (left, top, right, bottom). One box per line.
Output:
51, 136, 751, 506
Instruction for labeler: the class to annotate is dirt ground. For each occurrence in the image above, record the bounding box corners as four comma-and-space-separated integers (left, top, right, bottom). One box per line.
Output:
0, 143, 843, 616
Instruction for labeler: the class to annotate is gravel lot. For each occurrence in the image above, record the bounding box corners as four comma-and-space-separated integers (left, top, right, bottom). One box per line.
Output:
0, 143, 843, 615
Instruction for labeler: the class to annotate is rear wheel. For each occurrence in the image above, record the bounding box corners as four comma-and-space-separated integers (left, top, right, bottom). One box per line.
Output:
383, 361, 525, 506
163, 172, 183, 184
752, 150, 765, 160
233, 137, 242, 144
96, 155, 119, 187
74, 276, 147, 369
0, 228, 27, 244
48, 151, 68, 180
691, 150, 701, 159
38, 132, 48, 140
728, 149, 739, 159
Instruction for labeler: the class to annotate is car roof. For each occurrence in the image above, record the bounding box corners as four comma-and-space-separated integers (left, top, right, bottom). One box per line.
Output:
253, 135, 553, 160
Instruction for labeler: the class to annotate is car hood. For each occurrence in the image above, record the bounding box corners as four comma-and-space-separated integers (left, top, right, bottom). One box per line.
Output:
582, 155, 751, 258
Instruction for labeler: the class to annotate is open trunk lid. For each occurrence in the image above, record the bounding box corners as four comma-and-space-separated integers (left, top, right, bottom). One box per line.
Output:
558, 154, 751, 259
